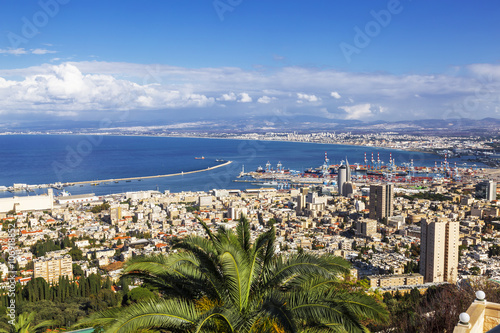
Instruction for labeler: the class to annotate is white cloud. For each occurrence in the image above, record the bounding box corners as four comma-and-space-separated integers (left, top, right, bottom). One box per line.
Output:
217, 92, 237, 101
297, 93, 320, 103
238, 92, 252, 103
339, 103, 374, 120
0, 60, 499, 121
330, 91, 341, 99
257, 96, 276, 104
0, 63, 214, 113
31, 48, 57, 55
0, 48, 28, 55
0, 48, 56, 55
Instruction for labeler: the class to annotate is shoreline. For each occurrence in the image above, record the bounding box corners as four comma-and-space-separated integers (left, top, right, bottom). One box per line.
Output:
0, 132, 441, 157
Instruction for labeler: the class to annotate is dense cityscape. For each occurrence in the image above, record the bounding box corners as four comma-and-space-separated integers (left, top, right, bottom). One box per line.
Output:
2, 0, 500, 332
1, 153, 500, 331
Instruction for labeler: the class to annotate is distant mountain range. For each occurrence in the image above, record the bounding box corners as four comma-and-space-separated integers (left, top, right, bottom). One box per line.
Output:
4, 117, 500, 136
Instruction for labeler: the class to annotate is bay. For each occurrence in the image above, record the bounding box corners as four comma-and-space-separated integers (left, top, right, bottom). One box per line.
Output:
0, 135, 483, 198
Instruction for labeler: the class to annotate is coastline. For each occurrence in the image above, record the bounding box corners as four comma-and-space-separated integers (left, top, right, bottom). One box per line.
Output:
0, 132, 440, 157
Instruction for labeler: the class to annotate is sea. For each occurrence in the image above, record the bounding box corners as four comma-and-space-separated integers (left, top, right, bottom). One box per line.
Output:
0, 135, 486, 198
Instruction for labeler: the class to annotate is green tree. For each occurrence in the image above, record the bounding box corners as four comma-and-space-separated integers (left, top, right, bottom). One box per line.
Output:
0, 311, 54, 333
124, 287, 157, 305
470, 266, 481, 275
69, 247, 83, 261
73, 263, 84, 277
84, 217, 388, 332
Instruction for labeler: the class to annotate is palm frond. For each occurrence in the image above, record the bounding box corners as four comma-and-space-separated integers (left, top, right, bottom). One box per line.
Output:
236, 216, 251, 253
100, 299, 199, 333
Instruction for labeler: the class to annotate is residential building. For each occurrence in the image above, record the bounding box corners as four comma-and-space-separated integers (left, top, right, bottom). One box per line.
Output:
475, 180, 497, 201
369, 184, 394, 221
420, 218, 459, 283
356, 218, 377, 238
34, 254, 73, 283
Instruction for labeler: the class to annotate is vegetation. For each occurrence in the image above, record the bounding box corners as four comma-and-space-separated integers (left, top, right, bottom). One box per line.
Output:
370, 280, 500, 332
398, 192, 450, 202
0, 311, 54, 333
83, 217, 388, 332
69, 247, 84, 261
489, 244, 500, 257
0, 275, 120, 331
30, 237, 73, 257
185, 205, 200, 212
90, 203, 110, 214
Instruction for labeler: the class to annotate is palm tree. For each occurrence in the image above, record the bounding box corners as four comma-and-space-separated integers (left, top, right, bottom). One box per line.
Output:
0, 312, 55, 333
86, 217, 388, 332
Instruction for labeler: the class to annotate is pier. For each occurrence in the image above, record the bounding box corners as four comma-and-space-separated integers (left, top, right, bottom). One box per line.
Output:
0, 161, 233, 192
68, 161, 233, 186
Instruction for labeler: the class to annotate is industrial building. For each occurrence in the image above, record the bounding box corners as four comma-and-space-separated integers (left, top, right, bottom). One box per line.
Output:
0, 189, 54, 213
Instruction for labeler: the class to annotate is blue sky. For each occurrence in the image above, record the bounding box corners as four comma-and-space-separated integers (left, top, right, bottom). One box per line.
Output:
0, 0, 499, 126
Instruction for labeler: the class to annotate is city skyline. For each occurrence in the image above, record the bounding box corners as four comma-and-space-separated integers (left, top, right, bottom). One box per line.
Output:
0, 1, 499, 126
3, 2, 500, 332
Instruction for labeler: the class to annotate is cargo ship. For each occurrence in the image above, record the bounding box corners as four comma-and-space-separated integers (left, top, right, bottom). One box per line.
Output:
195, 156, 205, 160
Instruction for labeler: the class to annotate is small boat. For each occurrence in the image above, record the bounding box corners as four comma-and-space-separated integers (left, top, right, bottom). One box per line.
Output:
216, 159, 227, 163
126, 180, 132, 182
114, 181, 119, 183
195, 156, 205, 160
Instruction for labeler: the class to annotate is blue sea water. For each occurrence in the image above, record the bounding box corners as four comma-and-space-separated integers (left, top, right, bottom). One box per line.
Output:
0, 135, 484, 198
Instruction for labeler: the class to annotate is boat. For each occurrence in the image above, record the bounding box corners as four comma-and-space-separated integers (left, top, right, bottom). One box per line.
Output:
195, 156, 205, 160
126, 180, 132, 182
367, 170, 383, 176
215, 159, 227, 163
114, 181, 119, 183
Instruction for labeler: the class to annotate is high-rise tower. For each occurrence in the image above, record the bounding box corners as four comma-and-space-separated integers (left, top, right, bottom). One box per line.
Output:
420, 218, 459, 283
338, 165, 347, 196
368, 184, 393, 221
337, 157, 351, 197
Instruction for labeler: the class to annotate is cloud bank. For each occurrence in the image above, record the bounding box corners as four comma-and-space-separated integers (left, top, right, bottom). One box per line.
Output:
0, 61, 499, 122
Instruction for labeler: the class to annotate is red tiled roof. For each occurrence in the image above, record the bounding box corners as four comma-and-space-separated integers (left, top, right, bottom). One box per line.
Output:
113, 236, 131, 240
20, 230, 43, 235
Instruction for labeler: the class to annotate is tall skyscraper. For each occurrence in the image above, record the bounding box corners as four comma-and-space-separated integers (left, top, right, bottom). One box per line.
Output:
296, 187, 309, 214
337, 158, 351, 197
338, 165, 347, 196
420, 218, 459, 283
369, 184, 393, 221
475, 180, 497, 201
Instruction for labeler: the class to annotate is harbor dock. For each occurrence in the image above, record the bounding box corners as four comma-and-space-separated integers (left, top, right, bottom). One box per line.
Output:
0, 161, 233, 192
